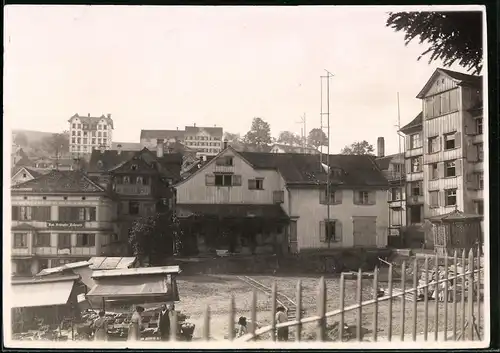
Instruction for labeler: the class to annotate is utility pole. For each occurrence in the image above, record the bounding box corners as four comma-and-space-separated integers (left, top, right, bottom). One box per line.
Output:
296, 113, 307, 152
395, 92, 406, 239
320, 70, 334, 248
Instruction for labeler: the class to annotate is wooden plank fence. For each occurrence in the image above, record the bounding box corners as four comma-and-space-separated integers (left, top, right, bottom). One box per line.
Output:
183, 247, 484, 342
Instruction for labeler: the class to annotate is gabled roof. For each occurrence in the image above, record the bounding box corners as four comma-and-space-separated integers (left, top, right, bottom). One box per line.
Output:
140, 129, 185, 140
270, 143, 319, 154
112, 142, 143, 150
11, 170, 106, 194
184, 126, 223, 136
375, 153, 404, 171
88, 148, 182, 180
400, 112, 423, 134
416, 68, 482, 99
11, 167, 44, 179
177, 146, 388, 189
68, 114, 114, 129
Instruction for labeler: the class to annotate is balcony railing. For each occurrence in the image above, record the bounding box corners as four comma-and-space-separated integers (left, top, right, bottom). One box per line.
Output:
214, 165, 235, 173
406, 194, 425, 205
114, 184, 151, 195
12, 248, 32, 256
382, 171, 406, 182
33, 246, 97, 256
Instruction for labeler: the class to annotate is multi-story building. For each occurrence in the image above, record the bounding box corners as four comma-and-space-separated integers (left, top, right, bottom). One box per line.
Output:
374, 137, 406, 246
140, 125, 224, 158
68, 113, 114, 157
10, 170, 117, 276
175, 144, 389, 254
400, 68, 484, 245
87, 141, 183, 255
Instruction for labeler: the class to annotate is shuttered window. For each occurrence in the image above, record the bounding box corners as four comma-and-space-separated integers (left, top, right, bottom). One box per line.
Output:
319, 190, 343, 205
248, 178, 264, 190
353, 191, 376, 205
445, 189, 457, 206
32, 206, 51, 221
76, 233, 95, 247
429, 191, 439, 208
208, 174, 242, 187
319, 220, 342, 243
57, 234, 71, 249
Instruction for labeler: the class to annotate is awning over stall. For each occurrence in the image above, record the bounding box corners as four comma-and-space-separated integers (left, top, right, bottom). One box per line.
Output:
86, 266, 181, 305
176, 204, 289, 220
88, 257, 137, 270
10, 275, 78, 309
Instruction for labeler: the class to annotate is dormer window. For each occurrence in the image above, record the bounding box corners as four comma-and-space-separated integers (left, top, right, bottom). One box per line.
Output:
131, 164, 138, 171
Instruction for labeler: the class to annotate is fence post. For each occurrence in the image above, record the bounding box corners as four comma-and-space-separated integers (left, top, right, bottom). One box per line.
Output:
434, 252, 439, 341
271, 281, 277, 342
339, 273, 345, 342
400, 261, 406, 341
228, 296, 235, 341
444, 251, 449, 341
388, 263, 393, 342
452, 250, 458, 340
251, 289, 257, 341
424, 256, 429, 341
461, 249, 466, 341
356, 269, 362, 342
372, 266, 379, 342
203, 304, 210, 341
467, 249, 474, 340
476, 244, 481, 340
317, 277, 326, 342
295, 280, 302, 342
412, 258, 418, 341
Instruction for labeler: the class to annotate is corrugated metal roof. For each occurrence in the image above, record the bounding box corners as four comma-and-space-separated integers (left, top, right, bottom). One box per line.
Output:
10, 279, 75, 308
92, 266, 181, 279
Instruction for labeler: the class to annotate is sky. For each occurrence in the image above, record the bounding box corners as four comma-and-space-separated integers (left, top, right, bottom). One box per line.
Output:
4, 5, 482, 155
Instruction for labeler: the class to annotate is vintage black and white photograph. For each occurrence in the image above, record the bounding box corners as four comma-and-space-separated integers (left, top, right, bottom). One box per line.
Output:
3, 5, 488, 349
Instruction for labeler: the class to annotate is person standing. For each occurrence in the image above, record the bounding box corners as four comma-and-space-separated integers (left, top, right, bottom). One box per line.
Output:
128, 306, 144, 341
157, 304, 171, 341
236, 316, 248, 338
92, 310, 108, 341
275, 306, 289, 341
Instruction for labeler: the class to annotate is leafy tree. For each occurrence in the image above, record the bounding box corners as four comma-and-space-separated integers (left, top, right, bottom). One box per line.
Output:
341, 140, 375, 155
386, 11, 483, 74
243, 117, 272, 146
277, 131, 302, 146
14, 132, 28, 147
41, 132, 69, 157
307, 128, 329, 148
223, 132, 242, 143
128, 210, 183, 265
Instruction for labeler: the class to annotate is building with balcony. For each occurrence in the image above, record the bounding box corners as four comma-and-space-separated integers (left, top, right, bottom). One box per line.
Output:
400, 68, 484, 247
68, 113, 114, 157
87, 141, 183, 255
10, 170, 117, 277
140, 124, 224, 158
175, 145, 389, 254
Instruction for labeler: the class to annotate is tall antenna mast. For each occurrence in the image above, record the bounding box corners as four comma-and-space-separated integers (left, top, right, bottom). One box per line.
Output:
396, 92, 405, 231
296, 113, 307, 152
320, 69, 334, 247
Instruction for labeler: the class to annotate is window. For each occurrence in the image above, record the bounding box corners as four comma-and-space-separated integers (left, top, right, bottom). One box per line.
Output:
354, 191, 374, 205
57, 234, 71, 249
72, 123, 76, 128
320, 190, 342, 204
444, 133, 456, 150
131, 164, 138, 171
76, 234, 95, 247
248, 178, 264, 190
12, 206, 32, 220
77, 138, 81, 144
390, 187, 401, 201
98, 139, 102, 144
445, 189, 457, 206
409, 205, 422, 224
103, 139, 107, 144
92, 138, 96, 144
72, 131, 75, 136
320, 220, 340, 243
13, 233, 27, 248
98, 131, 102, 137
390, 208, 403, 226
123, 176, 130, 184
83, 138, 88, 144
129, 201, 140, 215
59, 207, 96, 221
410, 181, 422, 196
424, 89, 459, 119
216, 156, 234, 166
72, 137, 76, 143
475, 201, 484, 215
35, 233, 51, 247
428, 136, 440, 153
206, 174, 242, 187
77, 131, 81, 136
92, 131, 96, 137
393, 164, 401, 173
273, 190, 284, 204
32, 206, 51, 221
429, 191, 439, 208
430, 163, 439, 180
411, 157, 422, 173
103, 132, 107, 137
77, 124, 81, 129
477, 143, 483, 161
215, 174, 233, 186
478, 173, 484, 189
410, 133, 422, 149
476, 118, 483, 134
445, 161, 456, 177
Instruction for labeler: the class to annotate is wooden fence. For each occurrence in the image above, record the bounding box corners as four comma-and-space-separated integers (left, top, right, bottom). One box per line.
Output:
171, 247, 483, 343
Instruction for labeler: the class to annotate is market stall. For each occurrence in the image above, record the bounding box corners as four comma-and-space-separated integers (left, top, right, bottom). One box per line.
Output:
85, 265, 194, 341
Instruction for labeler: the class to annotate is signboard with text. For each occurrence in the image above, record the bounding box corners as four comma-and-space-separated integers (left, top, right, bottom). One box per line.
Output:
46, 221, 85, 229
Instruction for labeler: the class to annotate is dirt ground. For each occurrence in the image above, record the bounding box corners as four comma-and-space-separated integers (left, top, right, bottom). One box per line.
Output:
176, 274, 485, 341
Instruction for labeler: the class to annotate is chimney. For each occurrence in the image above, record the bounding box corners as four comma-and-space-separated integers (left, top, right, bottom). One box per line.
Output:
157, 139, 164, 158
377, 137, 385, 158
88, 113, 91, 117
117, 144, 122, 155
107, 113, 111, 119
193, 123, 196, 127
223, 139, 228, 150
